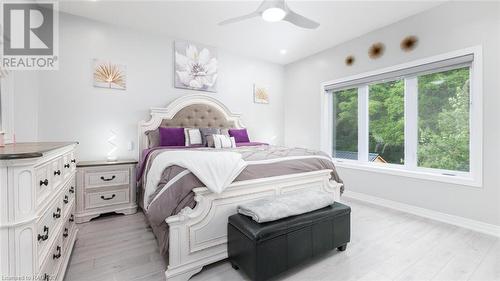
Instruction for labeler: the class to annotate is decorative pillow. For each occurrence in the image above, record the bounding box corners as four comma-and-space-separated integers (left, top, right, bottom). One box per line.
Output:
206, 135, 215, 148
184, 128, 202, 145
146, 129, 160, 148
228, 128, 250, 143
199, 127, 221, 146
212, 134, 236, 149
220, 128, 230, 137
159, 127, 185, 146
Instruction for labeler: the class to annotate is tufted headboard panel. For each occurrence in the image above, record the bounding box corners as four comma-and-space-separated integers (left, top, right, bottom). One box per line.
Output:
138, 94, 245, 155
160, 104, 236, 129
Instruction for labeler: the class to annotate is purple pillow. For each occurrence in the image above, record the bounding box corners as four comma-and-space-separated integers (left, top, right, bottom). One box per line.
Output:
159, 127, 185, 146
229, 128, 250, 143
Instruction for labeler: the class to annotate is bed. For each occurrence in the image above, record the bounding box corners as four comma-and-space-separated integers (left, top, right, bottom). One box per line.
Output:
137, 93, 343, 281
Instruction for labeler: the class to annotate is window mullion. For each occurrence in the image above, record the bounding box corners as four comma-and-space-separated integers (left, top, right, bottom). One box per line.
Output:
404, 77, 418, 170
358, 86, 369, 162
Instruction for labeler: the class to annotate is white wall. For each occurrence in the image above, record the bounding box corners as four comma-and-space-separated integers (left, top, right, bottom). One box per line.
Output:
12, 71, 39, 142
37, 13, 285, 161
284, 2, 500, 226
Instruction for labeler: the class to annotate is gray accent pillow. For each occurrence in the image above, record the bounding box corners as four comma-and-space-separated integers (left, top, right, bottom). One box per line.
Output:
146, 129, 160, 148
206, 135, 215, 148
199, 127, 220, 146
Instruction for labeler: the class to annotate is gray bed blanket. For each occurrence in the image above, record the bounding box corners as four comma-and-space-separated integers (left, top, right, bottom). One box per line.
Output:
238, 190, 335, 223
140, 145, 343, 256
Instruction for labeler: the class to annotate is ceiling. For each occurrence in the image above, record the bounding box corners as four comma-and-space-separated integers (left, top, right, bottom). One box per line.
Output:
58, 1, 443, 65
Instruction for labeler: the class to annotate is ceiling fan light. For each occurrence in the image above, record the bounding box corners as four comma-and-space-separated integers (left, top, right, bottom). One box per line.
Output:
262, 8, 286, 22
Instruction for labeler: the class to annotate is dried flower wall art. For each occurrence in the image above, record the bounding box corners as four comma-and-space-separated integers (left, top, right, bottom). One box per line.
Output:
368, 42, 385, 59
93, 59, 127, 90
401, 35, 419, 52
254, 84, 269, 104
345, 55, 355, 66
174, 41, 218, 92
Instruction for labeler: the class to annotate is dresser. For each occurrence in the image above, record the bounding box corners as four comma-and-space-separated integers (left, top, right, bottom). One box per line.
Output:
75, 160, 137, 223
0, 142, 78, 281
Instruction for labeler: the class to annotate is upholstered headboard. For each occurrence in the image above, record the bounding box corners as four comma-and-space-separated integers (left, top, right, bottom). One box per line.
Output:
159, 104, 236, 128
138, 94, 244, 155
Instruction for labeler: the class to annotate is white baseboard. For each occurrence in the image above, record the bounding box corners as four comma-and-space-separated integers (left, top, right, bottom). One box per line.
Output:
343, 190, 500, 238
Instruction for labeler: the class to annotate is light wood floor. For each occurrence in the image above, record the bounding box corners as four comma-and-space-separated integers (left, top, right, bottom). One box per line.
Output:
64, 197, 499, 281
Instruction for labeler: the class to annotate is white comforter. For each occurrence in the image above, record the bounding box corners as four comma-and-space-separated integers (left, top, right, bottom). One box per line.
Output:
144, 150, 247, 208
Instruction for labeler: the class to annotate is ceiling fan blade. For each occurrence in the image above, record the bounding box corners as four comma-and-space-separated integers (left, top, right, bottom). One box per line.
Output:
283, 10, 320, 29
218, 12, 260, 26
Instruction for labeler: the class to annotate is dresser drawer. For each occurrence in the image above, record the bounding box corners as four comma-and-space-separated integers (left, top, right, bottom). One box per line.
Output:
61, 176, 76, 214
85, 188, 129, 209
51, 157, 64, 189
35, 163, 53, 206
40, 235, 63, 281
62, 153, 72, 180
85, 170, 129, 188
62, 204, 76, 251
37, 200, 64, 258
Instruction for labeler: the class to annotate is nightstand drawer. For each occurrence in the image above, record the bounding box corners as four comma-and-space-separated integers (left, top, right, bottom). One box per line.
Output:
85, 170, 129, 188
85, 188, 129, 209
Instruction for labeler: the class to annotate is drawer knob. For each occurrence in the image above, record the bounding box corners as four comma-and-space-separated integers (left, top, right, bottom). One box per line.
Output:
64, 163, 70, 168
54, 170, 61, 176
53, 207, 61, 219
53, 246, 61, 259
37, 226, 49, 241
101, 194, 116, 201
100, 175, 116, 182
71, 159, 76, 163
39, 179, 49, 186
63, 228, 69, 238
69, 186, 75, 193
69, 214, 74, 222
63, 195, 69, 204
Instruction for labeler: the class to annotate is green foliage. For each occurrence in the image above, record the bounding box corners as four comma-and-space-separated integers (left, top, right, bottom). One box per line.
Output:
333, 67, 470, 171
418, 68, 470, 171
369, 80, 405, 164
333, 88, 358, 154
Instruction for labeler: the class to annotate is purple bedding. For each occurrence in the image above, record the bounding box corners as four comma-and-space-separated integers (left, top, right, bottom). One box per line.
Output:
139, 144, 342, 256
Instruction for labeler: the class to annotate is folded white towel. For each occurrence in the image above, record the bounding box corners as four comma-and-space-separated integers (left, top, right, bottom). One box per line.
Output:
237, 190, 334, 223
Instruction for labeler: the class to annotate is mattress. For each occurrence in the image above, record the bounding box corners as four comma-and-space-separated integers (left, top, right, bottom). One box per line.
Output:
138, 144, 343, 256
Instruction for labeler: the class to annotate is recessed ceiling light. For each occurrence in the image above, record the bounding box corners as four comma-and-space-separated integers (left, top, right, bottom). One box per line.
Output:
280, 49, 287, 55
262, 8, 287, 22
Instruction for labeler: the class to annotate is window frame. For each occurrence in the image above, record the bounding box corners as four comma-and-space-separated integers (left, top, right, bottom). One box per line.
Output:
320, 46, 483, 187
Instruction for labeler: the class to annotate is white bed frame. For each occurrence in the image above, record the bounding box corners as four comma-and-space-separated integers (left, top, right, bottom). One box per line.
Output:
138, 94, 343, 281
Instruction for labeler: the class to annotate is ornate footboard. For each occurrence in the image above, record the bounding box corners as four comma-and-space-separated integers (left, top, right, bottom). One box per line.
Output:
164, 169, 342, 281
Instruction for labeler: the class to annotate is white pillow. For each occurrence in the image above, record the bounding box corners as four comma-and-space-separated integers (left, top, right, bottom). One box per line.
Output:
212, 134, 236, 149
184, 128, 202, 145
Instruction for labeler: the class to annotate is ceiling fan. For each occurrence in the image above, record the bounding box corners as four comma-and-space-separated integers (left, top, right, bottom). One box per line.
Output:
218, 0, 320, 29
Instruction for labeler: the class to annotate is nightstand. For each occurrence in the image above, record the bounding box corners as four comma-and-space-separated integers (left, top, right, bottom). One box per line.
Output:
75, 159, 138, 223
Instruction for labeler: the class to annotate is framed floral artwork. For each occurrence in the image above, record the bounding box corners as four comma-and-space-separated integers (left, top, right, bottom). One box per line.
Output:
174, 41, 218, 92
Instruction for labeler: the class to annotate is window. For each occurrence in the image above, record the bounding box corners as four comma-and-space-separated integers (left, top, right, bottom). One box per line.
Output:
322, 48, 482, 186
417, 67, 470, 172
332, 88, 358, 160
369, 79, 405, 165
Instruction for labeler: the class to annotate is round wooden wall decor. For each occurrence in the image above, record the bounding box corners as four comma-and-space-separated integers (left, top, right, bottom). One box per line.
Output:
368, 42, 385, 59
345, 55, 355, 66
401, 35, 419, 52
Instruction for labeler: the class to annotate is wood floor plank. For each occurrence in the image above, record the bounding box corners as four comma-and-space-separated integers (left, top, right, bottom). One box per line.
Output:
64, 198, 499, 281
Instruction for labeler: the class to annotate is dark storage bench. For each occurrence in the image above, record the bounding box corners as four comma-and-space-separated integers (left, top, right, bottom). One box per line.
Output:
228, 202, 351, 281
